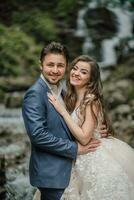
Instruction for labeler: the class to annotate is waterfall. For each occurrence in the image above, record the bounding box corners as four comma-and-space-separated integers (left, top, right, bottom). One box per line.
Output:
75, 0, 134, 69
75, 0, 98, 54
100, 6, 133, 67
0, 105, 25, 135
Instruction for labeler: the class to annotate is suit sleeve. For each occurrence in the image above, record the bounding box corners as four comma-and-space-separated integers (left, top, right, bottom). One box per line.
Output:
22, 89, 77, 160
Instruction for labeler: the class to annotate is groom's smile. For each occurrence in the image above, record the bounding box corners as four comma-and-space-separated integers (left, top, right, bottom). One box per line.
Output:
40, 53, 66, 85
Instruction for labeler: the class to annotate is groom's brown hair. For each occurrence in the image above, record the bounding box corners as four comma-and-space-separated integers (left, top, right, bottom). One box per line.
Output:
40, 41, 69, 65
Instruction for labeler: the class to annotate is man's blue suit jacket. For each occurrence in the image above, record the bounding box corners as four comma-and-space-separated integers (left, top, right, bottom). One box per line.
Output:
22, 77, 77, 188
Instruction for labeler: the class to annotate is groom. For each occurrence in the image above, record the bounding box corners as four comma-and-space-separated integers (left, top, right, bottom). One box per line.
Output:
22, 42, 104, 200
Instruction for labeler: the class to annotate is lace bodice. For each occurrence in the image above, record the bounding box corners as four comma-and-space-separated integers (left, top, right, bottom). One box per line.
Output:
71, 108, 101, 139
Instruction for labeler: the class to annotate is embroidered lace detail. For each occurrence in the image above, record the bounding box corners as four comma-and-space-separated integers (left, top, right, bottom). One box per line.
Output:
61, 111, 134, 200
61, 138, 134, 200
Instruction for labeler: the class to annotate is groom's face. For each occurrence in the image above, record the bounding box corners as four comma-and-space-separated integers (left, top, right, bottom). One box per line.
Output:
40, 53, 67, 85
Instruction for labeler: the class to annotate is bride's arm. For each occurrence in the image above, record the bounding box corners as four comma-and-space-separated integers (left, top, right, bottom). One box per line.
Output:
48, 93, 98, 145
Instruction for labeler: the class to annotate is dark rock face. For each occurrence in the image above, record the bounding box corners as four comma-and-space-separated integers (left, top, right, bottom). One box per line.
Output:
0, 77, 35, 92
84, 7, 118, 41
0, 155, 6, 200
4, 92, 24, 108
0, 76, 35, 107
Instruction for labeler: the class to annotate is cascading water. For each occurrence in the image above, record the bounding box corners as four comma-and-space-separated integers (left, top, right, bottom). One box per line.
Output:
75, 1, 97, 55
75, 0, 134, 71
101, 5, 133, 67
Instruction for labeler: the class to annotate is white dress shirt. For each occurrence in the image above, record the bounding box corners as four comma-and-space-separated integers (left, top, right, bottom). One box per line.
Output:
40, 74, 65, 106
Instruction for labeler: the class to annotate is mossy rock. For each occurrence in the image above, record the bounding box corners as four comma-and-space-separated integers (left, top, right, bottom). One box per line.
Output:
0, 77, 35, 92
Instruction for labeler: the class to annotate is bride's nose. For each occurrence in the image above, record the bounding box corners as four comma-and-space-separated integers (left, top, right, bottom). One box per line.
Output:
74, 70, 80, 76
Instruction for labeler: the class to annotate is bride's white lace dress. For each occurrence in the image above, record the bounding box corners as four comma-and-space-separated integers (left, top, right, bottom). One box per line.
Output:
61, 109, 134, 200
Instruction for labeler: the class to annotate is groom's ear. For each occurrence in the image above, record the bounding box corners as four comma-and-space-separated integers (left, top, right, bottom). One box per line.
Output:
40, 65, 42, 71
39, 61, 43, 71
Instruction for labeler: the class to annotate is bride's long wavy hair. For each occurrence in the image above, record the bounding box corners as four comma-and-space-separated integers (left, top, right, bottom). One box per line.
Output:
64, 55, 113, 134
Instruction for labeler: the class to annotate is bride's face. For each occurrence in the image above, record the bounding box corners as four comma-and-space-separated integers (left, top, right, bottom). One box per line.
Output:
70, 61, 90, 88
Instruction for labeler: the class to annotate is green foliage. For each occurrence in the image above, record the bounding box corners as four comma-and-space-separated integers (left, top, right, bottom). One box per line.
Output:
128, 87, 134, 101
0, 24, 42, 77
56, 0, 77, 17
0, 88, 4, 103
12, 9, 59, 42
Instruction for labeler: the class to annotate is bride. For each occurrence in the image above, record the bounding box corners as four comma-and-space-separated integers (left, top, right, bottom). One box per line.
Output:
48, 55, 134, 200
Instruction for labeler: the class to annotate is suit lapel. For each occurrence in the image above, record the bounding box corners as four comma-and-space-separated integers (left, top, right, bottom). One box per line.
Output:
59, 89, 74, 140
58, 113, 73, 140
37, 78, 73, 140
38, 77, 50, 92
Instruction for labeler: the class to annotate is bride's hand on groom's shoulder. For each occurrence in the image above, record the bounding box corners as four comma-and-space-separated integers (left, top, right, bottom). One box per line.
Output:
47, 92, 66, 115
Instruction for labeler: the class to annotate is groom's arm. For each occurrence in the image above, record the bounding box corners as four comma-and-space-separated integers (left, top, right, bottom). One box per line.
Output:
22, 89, 77, 160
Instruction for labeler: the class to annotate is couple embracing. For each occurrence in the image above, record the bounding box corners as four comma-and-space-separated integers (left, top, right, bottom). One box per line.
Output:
22, 42, 134, 200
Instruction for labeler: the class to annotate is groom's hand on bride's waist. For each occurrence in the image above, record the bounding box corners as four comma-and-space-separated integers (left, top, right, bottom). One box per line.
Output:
77, 139, 101, 155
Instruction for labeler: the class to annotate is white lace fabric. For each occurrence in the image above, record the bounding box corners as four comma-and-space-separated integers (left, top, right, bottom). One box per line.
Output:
61, 110, 134, 200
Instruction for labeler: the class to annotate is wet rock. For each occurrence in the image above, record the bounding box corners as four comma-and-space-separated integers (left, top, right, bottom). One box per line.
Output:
115, 104, 131, 114
104, 90, 126, 109
6, 169, 35, 200
0, 105, 33, 198
84, 7, 118, 41
0, 76, 34, 105
4, 92, 24, 108
0, 77, 34, 92
103, 53, 134, 148
0, 155, 6, 200
0, 105, 26, 136
115, 79, 132, 90
113, 120, 134, 148
0, 143, 27, 167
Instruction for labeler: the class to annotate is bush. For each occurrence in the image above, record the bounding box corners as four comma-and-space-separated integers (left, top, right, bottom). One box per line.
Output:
0, 24, 42, 77
12, 9, 59, 42
56, 0, 77, 17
